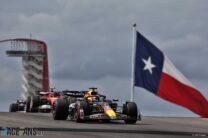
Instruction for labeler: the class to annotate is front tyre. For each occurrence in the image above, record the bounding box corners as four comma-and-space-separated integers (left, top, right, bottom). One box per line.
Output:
74, 101, 90, 123
124, 102, 138, 124
9, 103, 18, 112
53, 99, 69, 120
30, 96, 40, 112
26, 96, 31, 112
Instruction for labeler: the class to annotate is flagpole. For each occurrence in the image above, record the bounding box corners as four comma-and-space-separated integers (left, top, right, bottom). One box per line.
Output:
130, 24, 137, 102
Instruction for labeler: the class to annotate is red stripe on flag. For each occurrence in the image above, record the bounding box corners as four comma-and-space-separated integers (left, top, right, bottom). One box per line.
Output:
157, 73, 208, 118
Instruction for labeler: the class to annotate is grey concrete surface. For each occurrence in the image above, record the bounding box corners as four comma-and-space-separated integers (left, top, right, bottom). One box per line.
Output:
0, 112, 207, 138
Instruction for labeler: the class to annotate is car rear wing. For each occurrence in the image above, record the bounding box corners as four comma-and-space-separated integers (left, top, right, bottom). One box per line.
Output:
62, 90, 85, 98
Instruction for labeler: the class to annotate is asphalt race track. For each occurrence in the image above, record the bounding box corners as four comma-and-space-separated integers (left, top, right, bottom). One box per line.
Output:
0, 112, 207, 138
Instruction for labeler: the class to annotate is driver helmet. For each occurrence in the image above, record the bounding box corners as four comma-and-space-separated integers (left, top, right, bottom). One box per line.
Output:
92, 96, 99, 102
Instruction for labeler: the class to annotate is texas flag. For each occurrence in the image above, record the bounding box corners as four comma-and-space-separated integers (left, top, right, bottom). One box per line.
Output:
134, 31, 208, 118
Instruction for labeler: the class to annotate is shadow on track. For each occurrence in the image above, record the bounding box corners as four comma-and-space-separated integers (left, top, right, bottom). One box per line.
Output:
64, 120, 151, 125
36, 128, 208, 136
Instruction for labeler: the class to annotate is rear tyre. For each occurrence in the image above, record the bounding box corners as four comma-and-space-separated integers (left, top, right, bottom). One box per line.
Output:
53, 99, 69, 120
9, 103, 18, 112
30, 96, 40, 112
124, 102, 138, 124
75, 101, 90, 123
26, 96, 31, 112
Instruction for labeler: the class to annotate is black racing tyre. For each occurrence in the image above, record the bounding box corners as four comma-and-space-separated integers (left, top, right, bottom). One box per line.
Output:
26, 96, 31, 112
75, 101, 90, 123
138, 113, 142, 121
53, 99, 69, 120
9, 103, 18, 112
124, 102, 138, 124
30, 96, 40, 112
80, 101, 90, 116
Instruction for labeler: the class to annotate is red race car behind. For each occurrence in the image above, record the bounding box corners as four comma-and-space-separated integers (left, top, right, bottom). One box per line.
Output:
26, 91, 61, 113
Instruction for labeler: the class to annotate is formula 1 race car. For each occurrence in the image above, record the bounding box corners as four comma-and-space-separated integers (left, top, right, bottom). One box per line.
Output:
26, 91, 61, 113
9, 100, 26, 112
53, 88, 141, 124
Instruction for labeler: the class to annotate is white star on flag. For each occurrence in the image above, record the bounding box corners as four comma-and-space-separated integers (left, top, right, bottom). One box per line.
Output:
142, 56, 156, 74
